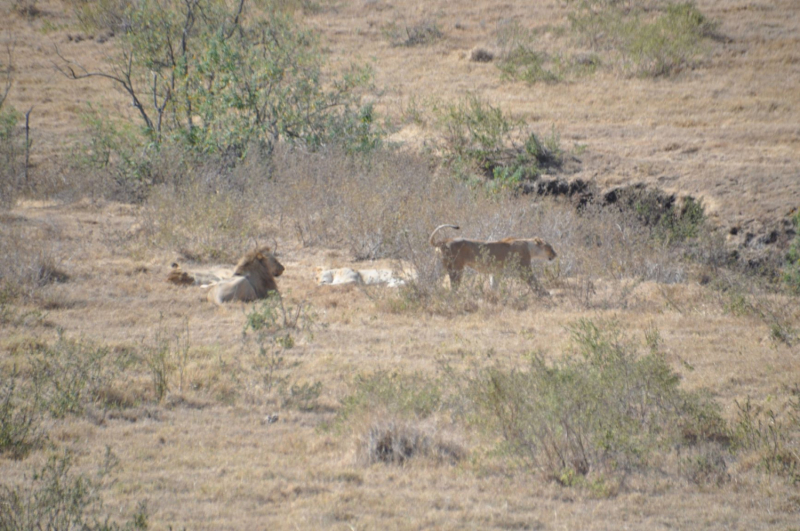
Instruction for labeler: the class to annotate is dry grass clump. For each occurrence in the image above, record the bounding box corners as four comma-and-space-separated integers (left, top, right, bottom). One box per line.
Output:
138, 160, 271, 263
712, 269, 800, 348
333, 370, 467, 466
0, 217, 69, 300
361, 420, 466, 466
383, 19, 443, 47
730, 392, 800, 483
469, 47, 494, 63
267, 145, 474, 260
266, 143, 703, 313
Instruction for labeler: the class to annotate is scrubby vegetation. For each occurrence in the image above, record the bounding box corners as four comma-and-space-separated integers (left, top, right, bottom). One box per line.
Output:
0, 450, 148, 530
1, 0, 799, 528
568, 0, 718, 77
469, 320, 726, 482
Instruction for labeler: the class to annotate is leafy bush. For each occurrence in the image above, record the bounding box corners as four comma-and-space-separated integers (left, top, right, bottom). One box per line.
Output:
243, 294, 320, 409
782, 210, 800, 294
0, 450, 148, 530
243, 293, 315, 339
498, 46, 561, 84
470, 319, 725, 481
0, 48, 23, 209
75, 104, 154, 203
569, 1, 717, 76
0, 368, 44, 459
628, 192, 706, 244
57, 0, 379, 160
495, 21, 561, 84
626, 2, 718, 76
29, 333, 116, 418
434, 94, 562, 186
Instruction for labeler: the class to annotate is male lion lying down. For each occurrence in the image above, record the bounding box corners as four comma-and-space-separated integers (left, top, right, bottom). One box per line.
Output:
429, 224, 556, 289
205, 247, 284, 305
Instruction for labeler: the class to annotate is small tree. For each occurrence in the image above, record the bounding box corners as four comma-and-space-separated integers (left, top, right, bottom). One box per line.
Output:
56, 0, 378, 157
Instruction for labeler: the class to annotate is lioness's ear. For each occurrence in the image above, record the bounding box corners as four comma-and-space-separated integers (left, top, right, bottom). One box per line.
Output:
256, 253, 264, 260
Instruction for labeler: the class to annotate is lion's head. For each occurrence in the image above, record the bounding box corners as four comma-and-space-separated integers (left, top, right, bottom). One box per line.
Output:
208, 247, 284, 305
525, 238, 557, 261
234, 247, 284, 280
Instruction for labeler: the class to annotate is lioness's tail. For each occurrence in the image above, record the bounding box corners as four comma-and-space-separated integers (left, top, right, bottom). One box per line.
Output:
429, 224, 460, 247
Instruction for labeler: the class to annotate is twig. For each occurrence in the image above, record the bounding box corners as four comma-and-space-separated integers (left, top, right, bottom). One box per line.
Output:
24, 106, 33, 188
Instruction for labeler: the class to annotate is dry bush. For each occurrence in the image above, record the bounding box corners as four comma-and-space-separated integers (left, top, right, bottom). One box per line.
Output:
138, 160, 271, 263
133, 143, 698, 310
268, 145, 477, 261
0, 367, 45, 459
333, 370, 466, 466
0, 217, 69, 300
267, 144, 695, 312
360, 419, 466, 466
0, 450, 149, 530
383, 20, 443, 47
64, 0, 134, 32
714, 269, 799, 347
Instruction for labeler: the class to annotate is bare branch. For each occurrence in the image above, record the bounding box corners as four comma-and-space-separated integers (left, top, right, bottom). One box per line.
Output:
53, 45, 155, 132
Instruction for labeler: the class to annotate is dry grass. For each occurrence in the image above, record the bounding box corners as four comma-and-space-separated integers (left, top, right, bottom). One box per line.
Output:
1, 193, 798, 529
1, 0, 800, 529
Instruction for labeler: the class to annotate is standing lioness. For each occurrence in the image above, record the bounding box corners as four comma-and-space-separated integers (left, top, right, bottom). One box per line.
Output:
429, 224, 556, 289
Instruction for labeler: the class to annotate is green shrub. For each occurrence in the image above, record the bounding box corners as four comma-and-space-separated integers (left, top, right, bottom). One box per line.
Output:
499, 46, 561, 84
569, 1, 717, 77
434, 94, 562, 185
782, 210, 800, 294
243, 293, 315, 339
76, 104, 154, 203
0, 450, 148, 530
0, 368, 44, 459
0, 48, 22, 209
646, 196, 706, 244
495, 20, 561, 84
470, 319, 725, 480
30, 333, 115, 418
57, 0, 380, 160
626, 2, 717, 76
243, 294, 320, 409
